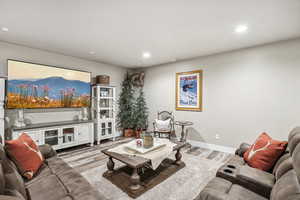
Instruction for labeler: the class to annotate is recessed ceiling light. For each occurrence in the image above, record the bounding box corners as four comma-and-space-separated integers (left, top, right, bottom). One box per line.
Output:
1, 27, 8, 32
235, 25, 248, 33
142, 52, 151, 59
89, 51, 95, 55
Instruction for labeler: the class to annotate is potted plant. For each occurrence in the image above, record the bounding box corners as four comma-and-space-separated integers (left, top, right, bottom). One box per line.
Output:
117, 72, 135, 137
133, 89, 148, 138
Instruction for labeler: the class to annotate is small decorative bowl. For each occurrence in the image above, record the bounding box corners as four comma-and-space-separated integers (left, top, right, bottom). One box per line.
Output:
136, 139, 143, 147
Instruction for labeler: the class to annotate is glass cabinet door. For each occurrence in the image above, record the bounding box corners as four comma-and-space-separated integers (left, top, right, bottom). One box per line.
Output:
62, 127, 75, 144
101, 122, 106, 136
107, 122, 112, 135
100, 110, 114, 119
100, 98, 114, 107
100, 88, 113, 97
44, 129, 59, 146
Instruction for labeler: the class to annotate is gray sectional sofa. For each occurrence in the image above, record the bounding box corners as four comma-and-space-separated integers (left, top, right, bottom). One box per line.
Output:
0, 143, 106, 200
196, 127, 300, 200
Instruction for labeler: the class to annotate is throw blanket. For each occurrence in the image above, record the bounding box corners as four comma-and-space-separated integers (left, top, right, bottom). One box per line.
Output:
108, 138, 177, 169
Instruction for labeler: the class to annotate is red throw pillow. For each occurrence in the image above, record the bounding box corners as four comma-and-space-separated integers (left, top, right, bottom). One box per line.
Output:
5, 133, 44, 179
244, 132, 287, 171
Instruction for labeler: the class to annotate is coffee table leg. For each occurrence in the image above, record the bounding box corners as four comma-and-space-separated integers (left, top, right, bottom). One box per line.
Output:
130, 168, 141, 190
107, 157, 115, 173
175, 149, 182, 165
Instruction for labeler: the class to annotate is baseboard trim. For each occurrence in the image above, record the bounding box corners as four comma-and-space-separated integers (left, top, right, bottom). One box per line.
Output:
187, 140, 235, 154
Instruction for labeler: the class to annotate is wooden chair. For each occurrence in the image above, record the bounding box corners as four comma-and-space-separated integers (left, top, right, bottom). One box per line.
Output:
153, 111, 175, 139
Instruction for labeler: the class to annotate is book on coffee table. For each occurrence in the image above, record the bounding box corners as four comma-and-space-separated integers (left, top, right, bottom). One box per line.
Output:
123, 140, 166, 154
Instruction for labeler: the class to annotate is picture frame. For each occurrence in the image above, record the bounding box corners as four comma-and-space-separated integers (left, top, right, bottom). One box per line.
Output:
176, 70, 203, 111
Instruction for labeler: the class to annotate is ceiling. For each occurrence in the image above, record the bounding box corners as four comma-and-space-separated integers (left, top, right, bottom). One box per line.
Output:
0, 0, 300, 68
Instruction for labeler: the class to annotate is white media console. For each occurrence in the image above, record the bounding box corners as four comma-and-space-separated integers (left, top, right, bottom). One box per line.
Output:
10, 120, 94, 150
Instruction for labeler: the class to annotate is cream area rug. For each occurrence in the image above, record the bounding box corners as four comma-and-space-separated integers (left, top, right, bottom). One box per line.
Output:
59, 138, 233, 200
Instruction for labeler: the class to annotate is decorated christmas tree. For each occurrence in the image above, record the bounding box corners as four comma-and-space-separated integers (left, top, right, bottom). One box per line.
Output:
117, 72, 135, 132
134, 88, 148, 131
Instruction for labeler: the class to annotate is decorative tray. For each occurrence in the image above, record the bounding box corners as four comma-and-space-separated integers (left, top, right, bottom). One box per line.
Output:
124, 140, 166, 154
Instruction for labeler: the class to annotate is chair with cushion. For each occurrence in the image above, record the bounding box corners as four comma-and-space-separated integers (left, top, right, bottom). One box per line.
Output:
196, 127, 300, 200
153, 111, 175, 139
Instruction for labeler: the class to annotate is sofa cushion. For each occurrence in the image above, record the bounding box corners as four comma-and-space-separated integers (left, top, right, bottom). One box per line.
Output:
272, 153, 292, 177
58, 169, 87, 184
60, 197, 73, 200
47, 157, 73, 175
290, 132, 300, 178
244, 132, 287, 171
26, 175, 67, 200
198, 177, 233, 200
274, 156, 293, 180
24, 163, 52, 186
74, 190, 108, 200
2, 159, 27, 200
270, 170, 300, 200
5, 133, 44, 179
0, 195, 24, 200
228, 185, 267, 200
198, 177, 267, 200
57, 169, 107, 200
58, 169, 91, 196
287, 127, 300, 154
4, 189, 25, 200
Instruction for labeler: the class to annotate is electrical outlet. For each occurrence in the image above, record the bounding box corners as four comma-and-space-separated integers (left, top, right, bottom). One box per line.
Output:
215, 134, 220, 140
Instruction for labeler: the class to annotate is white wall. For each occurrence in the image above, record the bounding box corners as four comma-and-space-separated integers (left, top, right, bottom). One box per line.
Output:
2, 38, 300, 148
143, 38, 300, 148
0, 41, 127, 126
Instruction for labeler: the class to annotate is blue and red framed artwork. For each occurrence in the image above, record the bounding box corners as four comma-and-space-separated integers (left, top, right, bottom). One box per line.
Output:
176, 70, 203, 111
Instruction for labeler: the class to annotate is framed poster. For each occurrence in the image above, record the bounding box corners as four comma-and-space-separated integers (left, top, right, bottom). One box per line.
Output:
176, 70, 203, 111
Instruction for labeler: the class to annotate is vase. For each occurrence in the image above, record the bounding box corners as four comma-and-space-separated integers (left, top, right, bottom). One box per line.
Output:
143, 132, 153, 149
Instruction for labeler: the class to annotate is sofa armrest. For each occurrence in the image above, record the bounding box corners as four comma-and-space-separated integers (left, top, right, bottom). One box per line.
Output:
236, 165, 274, 198
0, 195, 24, 200
38, 144, 57, 159
235, 143, 251, 157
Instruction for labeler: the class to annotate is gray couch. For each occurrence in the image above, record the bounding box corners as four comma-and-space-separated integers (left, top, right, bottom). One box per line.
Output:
0, 143, 107, 200
197, 127, 300, 200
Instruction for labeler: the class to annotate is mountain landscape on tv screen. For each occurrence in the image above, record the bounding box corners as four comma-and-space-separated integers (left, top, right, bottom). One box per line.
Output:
7, 76, 90, 108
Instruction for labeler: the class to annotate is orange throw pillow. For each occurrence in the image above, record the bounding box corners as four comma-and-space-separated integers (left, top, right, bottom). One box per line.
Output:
244, 132, 287, 171
5, 133, 44, 179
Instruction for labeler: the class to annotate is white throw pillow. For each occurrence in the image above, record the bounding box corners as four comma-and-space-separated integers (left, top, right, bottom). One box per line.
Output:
155, 119, 171, 131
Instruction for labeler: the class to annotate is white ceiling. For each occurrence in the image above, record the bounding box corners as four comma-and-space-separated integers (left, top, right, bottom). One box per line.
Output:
0, 0, 300, 68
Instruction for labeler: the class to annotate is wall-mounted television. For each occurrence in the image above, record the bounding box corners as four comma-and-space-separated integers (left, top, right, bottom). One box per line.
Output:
6, 60, 91, 109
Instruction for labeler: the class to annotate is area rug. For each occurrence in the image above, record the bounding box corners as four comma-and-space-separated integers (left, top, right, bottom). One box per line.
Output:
103, 158, 185, 198
59, 138, 233, 200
